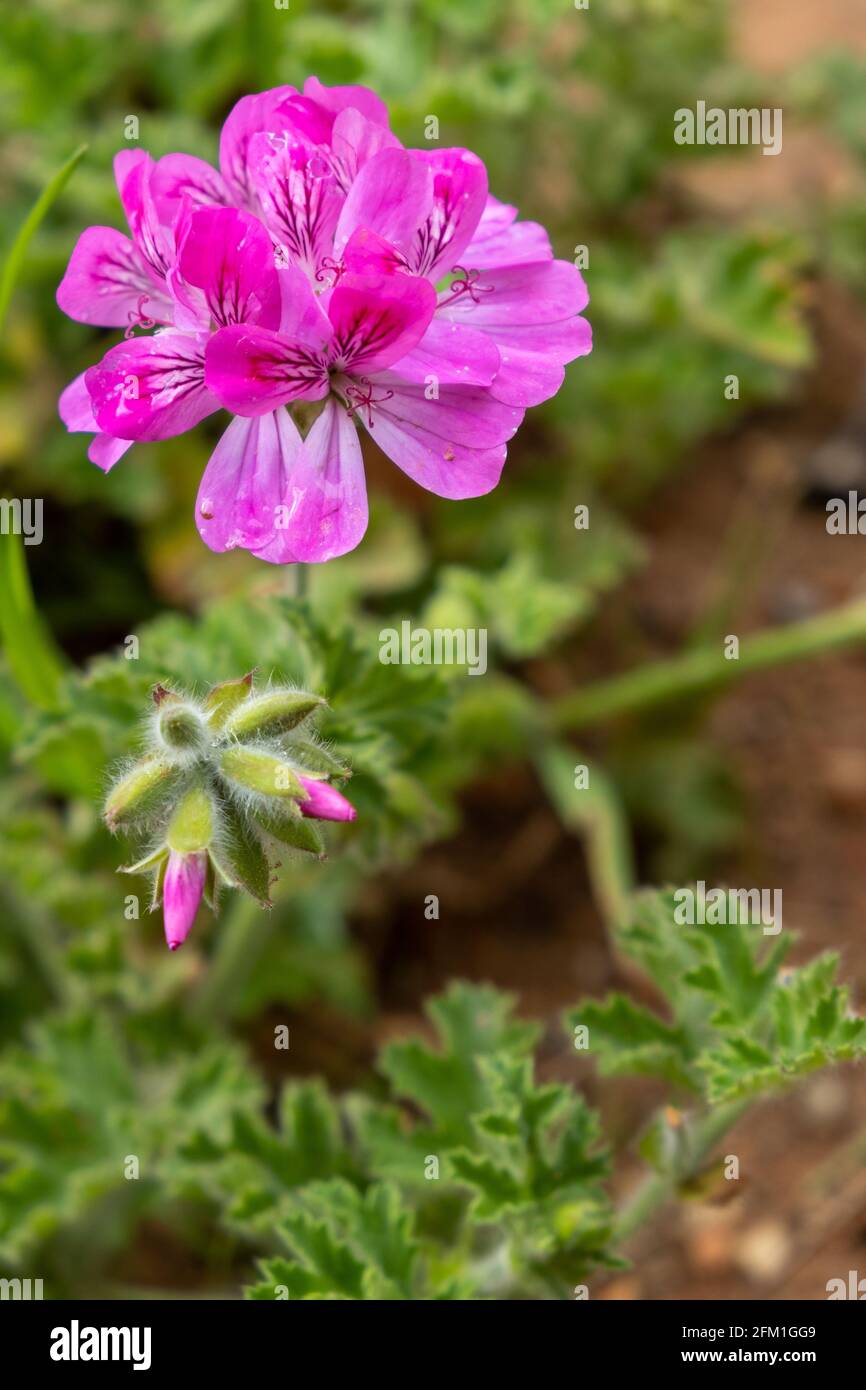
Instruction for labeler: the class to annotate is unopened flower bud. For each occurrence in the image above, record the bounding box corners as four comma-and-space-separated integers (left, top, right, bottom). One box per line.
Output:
104, 758, 178, 831
254, 808, 325, 857
290, 738, 350, 779
296, 775, 357, 822
157, 698, 209, 753
163, 849, 207, 950
203, 672, 254, 729
224, 689, 323, 740
219, 746, 304, 799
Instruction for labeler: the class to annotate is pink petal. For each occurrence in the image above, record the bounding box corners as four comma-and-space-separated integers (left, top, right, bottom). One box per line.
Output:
255, 396, 367, 564
485, 318, 593, 407
151, 152, 230, 225
330, 108, 400, 187
276, 79, 390, 149
56, 226, 171, 328
369, 425, 507, 500
59, 373, 133, 472
342, 227, 411, 278
166, 262, 209, 332
302, 77, 389, 128
163, 849, 207, 950
327, 271, 436, 375
88, 433, 133, 473
296, 774, 357, 822
406, 148, 488, 281
59, 372, 98, 432
358, 378, 522, 498
205, 324, 329, 416
116, 152, 174, 283
86, 330, 219, 441
273, 94, 334, 148
365, 376, 522, 448
439, 259, 589, 327
333, 148, 433, 263
462, 195, 553, 269
277, 265, 334, 340
114, 149, 148, 198
219, 85, 298, 207
177, 205, 281, 329
196, 409, 303, 557
249, 133, 343, 281
387, 319, 500, 387
436, 260, 591, 406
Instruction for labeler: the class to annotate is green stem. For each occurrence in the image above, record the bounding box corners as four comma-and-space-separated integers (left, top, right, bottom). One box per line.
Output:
0, 143, 88, 332
0, 533, 65, 710
0, 143, 88, 711
614, 1098, 749, 1244
535, 740, 635, 934
552, 598, 866, 731
294, 563, 308, 601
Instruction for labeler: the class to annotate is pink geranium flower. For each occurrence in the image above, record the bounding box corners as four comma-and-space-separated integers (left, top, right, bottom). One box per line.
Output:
56, 78, 592, 565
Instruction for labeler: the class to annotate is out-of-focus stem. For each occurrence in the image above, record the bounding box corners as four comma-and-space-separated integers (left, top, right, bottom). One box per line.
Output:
552, 598, 866, 730
0, 533, 65, 710
614, 1098, 749, 1244
0, 145, 87, 711
0, 143, 88, 330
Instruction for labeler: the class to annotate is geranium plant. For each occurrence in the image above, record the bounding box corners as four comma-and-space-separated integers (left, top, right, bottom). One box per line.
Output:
2, 1, 866, 1308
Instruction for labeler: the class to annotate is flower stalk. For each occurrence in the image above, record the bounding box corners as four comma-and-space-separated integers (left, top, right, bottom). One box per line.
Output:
552, 598, 866, 731
613, 1098, 750, 1245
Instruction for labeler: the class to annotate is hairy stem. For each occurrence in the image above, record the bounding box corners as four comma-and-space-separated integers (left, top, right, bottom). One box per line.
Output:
614, 1098, 749, 1244
552, 598, 866, 730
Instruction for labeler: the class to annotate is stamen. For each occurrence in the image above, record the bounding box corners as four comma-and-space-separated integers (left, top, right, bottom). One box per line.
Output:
123, 296, 156, 339
315, 256, 345, 288
448, 266, 493, 304
344, 377, 394, 428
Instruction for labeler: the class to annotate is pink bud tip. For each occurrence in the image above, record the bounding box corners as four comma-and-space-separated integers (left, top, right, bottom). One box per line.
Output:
297, 775, 357, 823
163, 849, 207, 951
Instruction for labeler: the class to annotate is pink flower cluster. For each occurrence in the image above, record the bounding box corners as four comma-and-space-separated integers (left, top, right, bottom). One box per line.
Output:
58, 79, 591, 564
